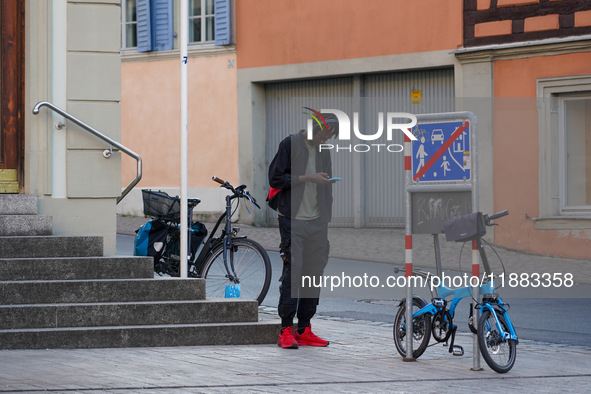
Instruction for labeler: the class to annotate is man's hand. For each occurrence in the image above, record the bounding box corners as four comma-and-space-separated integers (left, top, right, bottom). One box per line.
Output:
299, 172, 331, 184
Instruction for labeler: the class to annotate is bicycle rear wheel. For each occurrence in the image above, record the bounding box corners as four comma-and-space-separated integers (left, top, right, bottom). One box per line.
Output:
200, 238, 271, 305
477, 309, 517, 373
393, 297, 431, 359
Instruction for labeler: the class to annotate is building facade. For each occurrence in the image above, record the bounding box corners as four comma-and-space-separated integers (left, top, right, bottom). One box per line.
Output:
1, 0, 123, 254
233, 0, 591, 258
6, 1, 586, 258
117, 0, 238, 219
118, 0, 591, 259
456, 0, 591, 258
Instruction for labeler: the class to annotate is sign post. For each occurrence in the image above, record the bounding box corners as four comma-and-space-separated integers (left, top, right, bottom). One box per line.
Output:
179, 0, 189, 278
404, 112, 481, 370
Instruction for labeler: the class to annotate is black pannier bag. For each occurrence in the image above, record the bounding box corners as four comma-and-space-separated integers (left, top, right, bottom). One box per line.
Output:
160, 222, 209, 275
443, 212, 486, 243
134, 219, 169, 261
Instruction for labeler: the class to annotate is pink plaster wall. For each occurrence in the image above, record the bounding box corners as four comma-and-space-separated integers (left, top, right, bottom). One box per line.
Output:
121, 55, 238, 189
235, 0, 463, 69
493, 53, 591, 259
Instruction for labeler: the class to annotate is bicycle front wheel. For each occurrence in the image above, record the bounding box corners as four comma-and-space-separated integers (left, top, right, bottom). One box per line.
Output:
200, 238, 271, 305
477, 309, 517, 373
393, 297, 431, 359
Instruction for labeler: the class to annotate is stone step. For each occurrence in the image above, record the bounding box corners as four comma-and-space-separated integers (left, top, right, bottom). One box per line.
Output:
0, 321, 281, 349
0, 299, 259, 329
1, 278, 206, 305
0, 215, 52, 236
0, 235, 103, 258
0, 256, 154, 281
0, 194, 37, 215
0, 196, 278, 350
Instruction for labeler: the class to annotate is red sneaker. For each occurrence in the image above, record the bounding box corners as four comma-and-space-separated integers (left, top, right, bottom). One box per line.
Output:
294, 325, 329, 347
278, 326, 298, 349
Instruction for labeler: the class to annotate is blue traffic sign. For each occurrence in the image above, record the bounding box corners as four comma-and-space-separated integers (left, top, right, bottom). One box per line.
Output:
411, 121, 470, 182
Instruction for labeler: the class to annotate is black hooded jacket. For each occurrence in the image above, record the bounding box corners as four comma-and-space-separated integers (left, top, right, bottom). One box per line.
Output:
268, 130, 333, 223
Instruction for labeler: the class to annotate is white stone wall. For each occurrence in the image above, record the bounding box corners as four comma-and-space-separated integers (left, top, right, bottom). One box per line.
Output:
25, 0, 122, 255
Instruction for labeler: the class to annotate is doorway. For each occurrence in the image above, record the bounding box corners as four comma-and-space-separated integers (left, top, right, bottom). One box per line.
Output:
0, 0, 25, 193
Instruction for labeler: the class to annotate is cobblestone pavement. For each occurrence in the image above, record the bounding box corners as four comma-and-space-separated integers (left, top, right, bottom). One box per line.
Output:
2, 310, 591, 392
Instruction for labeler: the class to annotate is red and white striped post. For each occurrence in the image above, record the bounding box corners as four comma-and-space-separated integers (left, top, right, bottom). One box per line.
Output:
472, 240, 479, 278
403, 132, 415, 361
404, 133, 413, 278
472, 240, 482, 370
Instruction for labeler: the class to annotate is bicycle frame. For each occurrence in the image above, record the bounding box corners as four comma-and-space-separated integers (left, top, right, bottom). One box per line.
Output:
411, 237, 518, 343
474, 237, 518, 342
221, 192, 241, 283
480, 302, 518, 341
413, 282, 473, 320
413, 277, 516, 339
188, 181, 252, 284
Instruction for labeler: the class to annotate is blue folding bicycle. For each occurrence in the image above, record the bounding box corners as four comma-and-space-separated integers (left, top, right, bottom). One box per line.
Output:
393, 210, 518, 373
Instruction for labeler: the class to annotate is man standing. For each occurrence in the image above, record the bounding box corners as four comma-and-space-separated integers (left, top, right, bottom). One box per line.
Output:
268, 113, 338, 349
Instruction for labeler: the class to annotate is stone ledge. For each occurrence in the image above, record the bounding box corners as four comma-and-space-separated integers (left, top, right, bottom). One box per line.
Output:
533, 216, 591, 230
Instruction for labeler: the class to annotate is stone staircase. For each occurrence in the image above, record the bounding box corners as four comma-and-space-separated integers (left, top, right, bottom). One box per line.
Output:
0, 194, 279, 349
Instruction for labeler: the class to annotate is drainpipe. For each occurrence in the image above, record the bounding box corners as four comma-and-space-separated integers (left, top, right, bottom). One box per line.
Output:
51, 0, 67, 198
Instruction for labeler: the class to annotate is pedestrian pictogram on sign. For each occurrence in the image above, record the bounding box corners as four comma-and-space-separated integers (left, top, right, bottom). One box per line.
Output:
411, 121, 470, 182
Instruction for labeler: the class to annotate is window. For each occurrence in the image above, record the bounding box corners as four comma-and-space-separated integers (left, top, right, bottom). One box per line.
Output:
537, 76, 591, 224
559, 95, 591, 214
122, 0, 137, 49
121, 0, 231, 52
136, 0, 174, 52
189, 0, 215, 43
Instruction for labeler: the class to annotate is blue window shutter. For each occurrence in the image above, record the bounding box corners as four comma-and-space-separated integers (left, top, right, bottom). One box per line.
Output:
151, 0, 174, 51
136, 0, 152, 52
214, 0, 231, 46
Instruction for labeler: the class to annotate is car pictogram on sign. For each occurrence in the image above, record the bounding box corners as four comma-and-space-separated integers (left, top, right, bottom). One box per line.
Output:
431, 129, 444, 145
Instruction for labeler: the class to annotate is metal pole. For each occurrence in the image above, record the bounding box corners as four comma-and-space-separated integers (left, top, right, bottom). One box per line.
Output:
470, 115, 482, 371
404, 134, 415, 361
179, 0, 189, 278
433, 234, 442, 279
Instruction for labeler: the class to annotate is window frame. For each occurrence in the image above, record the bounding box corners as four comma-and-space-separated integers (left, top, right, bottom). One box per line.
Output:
557, 93, 591, 215
188, 0, 215, 45
536, 75, 591, 228
121, 0, 138, 50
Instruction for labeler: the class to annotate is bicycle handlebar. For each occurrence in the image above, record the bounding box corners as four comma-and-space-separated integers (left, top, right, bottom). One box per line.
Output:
246, 193, 260, 209
212, 176, 225, 185
211, 176, 260, 209
488, 210, 509, 222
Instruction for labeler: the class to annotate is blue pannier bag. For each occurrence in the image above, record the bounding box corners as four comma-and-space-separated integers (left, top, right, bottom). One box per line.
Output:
133, 219, 169, 262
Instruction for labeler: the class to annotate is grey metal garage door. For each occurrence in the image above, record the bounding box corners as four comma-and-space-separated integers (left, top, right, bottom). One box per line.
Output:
265, 68, 454, 227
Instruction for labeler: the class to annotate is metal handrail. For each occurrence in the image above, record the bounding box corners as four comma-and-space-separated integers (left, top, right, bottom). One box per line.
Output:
32, 101, 142, 204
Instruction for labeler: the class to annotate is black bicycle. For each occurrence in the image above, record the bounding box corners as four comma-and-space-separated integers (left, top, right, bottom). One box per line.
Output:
138, 177, 272, 305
